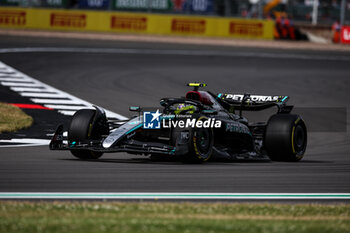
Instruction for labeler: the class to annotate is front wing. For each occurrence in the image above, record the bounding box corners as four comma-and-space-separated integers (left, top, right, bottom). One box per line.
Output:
49, 125, 176, 155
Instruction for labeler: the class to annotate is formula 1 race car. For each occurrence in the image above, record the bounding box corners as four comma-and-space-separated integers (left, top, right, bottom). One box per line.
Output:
50, 83, 307, 162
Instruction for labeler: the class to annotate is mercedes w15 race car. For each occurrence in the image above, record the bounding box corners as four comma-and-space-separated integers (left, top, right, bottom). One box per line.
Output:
50, 83, 307, 162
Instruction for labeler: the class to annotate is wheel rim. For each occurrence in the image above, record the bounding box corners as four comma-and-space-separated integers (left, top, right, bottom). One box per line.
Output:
198, 130, 210, 153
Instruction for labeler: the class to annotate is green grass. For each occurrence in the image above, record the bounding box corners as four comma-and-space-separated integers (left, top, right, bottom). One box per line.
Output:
0, 103, 33, 134
0, 202, 349, 233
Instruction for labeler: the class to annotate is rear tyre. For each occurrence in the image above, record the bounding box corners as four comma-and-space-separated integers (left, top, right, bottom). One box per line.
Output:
68, 109, 103, 159
264, 114, 307, 161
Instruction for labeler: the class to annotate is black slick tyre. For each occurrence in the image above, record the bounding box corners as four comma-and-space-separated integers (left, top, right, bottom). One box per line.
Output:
182, 117, 214, 163
68, 109, 103, 159
264, 114, 307, 161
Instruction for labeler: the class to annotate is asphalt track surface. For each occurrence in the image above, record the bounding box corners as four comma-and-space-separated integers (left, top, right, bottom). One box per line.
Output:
0, 35, 349, 196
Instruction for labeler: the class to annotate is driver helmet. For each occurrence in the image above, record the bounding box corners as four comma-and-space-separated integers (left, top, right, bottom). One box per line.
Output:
174, 104, 196, 115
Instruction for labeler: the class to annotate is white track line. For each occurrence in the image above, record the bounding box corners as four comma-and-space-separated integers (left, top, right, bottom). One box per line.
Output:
44, 104, 90, 110
0, 61, 127, 120
19, 92, 68, 98
10, 87, 52, 92
0, 47, 350, 61
0, 61, 127, 147
1, 82, 41, 87
58, 110, 79, 116
0, 192, 349, 199
31, 98, 81, 104
0, 77, 27, 81
0, 139, 51, 147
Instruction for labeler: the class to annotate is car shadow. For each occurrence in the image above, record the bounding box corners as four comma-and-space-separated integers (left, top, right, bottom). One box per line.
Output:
59, 158, 184, 165
59, 157, 331, 165
59, 157, 273, 165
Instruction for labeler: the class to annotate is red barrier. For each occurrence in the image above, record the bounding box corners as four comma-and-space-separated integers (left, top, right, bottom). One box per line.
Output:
341, 26, 350, 44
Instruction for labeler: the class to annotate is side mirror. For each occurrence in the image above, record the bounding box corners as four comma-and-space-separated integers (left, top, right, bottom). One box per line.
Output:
129, 106, 141, 112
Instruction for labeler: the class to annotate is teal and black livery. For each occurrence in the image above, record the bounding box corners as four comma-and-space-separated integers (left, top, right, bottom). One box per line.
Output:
50, 83, 306, 163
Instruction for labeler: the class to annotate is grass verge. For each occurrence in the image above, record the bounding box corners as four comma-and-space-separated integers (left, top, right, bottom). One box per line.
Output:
0, 202, 349, 233
0, 103, 33, 134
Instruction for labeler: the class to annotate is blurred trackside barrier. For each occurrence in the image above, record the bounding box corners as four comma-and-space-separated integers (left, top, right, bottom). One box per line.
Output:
0, 7, 274, 40
341, 26, 350, 44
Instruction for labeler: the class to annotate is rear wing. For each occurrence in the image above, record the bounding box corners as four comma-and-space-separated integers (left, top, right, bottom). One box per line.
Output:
215, 93, 292, 114
217, 93, 289, 104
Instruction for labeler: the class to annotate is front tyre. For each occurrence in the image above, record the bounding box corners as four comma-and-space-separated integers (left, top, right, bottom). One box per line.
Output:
191, 127, 213, 162
68, 109, 104, 159
264, 114, 307, 161
182, 117, 214, 163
